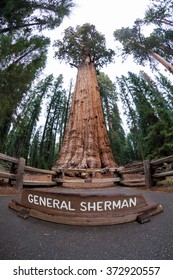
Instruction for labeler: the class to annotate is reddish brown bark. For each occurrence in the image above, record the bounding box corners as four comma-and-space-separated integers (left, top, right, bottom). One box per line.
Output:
54, 58, 117, 169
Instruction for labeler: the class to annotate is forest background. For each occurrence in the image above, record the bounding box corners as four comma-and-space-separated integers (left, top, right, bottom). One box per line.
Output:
0, 0, 173, 170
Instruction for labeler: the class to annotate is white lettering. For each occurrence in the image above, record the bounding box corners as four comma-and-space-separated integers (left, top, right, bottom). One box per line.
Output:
97, 201, 104, 211
88, 202, 96, 211
52, 199, 60, 209
39, 196, 47, 206
105, 201, 112, 210
46, 198, 53, 208
27, 194, 138, 212
68, 201, 75, 211
28, 194, 33, 203
121, 199, 129, 208
61, 201, 68, 210
33, 195, 39, 205
112, 200, 121, 209
80, 202, 87, 211
129, 197, 137, 207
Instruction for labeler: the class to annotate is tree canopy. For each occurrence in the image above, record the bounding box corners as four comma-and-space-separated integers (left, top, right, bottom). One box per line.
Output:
116, 71, 173, 160
54, 23, 115, 69
0, 0, 75, 152
113, 0, 173, 73
0, 0, 75, 34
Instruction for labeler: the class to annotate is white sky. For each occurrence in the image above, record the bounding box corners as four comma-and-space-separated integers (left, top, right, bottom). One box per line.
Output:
42, 0, 152, 86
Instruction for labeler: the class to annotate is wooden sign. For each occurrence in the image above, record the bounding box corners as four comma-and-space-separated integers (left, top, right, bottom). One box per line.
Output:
9, 188, 163, 225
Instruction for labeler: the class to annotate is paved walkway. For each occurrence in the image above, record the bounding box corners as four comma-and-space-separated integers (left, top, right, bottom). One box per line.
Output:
0, 187, 173, 260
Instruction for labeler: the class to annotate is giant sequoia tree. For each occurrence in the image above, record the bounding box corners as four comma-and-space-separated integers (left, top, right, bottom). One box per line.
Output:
54, 23, 117, 169
113, 0, 173, 73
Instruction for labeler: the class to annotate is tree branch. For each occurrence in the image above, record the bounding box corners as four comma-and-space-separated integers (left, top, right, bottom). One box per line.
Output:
69, 63, 78, 68
0, 22, 40, 34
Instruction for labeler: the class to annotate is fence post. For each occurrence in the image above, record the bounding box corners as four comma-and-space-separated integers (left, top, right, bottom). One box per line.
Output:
56, 170, 63, 186
143, 159, 152, 189
16, 157, 25, 190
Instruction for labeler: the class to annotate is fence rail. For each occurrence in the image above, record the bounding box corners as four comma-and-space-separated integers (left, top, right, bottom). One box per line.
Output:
0, 153, 56, 189
1, 152, 173, 189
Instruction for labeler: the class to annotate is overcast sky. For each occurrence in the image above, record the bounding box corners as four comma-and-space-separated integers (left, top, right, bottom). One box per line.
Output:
43, 0, 152, 86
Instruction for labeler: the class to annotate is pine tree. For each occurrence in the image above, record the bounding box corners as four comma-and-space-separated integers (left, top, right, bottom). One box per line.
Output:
28, 128, 41, 167
97, 72, 126, 164
116, 74, 145, 160
38, 75, 67, 169
113, 0, 173, 74
117, 71, 173, 160
0, 0, 74, 34
5, 75, 54, 159
0, 34, 49, 151
0, 0, 74, 152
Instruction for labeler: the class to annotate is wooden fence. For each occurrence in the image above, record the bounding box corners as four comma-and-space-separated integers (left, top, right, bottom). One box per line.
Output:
53, 167, 120, 186
117, 156, 173, 189
149, 155, 173, 187
0, 152, 173, 189
0, 153, 57, 189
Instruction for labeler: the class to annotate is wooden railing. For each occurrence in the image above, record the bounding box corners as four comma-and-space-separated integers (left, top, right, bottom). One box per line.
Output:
53, 167, 120, 186
1, 152, 173, 189
117, 161, 145, 186
0, 153, 57, 189
150, 155, 173, 187
117, 156, 173, 188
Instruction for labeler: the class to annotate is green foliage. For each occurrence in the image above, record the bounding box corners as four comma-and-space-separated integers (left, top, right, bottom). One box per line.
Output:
54, 23, 115, 69
0, 0, 75, 33
144, 0, 173, 27
5, 75, 54, 159
113, 0, 173, 162
0, 33, 50, 70
155, 73, 173, 109
28, 128, 41, 167
0, 0, 74, 152
6, 74, 68, 169
114, 26, 149, 65
0, 34, 49, 151
113, 0, 173, 70
116, 71, 173, 160
124, 132, 139, 162
38, 75, 67, 169
98, 72, 126, 164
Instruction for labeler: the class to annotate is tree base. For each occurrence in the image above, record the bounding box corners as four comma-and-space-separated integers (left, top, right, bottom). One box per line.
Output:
9, 188, 163, 226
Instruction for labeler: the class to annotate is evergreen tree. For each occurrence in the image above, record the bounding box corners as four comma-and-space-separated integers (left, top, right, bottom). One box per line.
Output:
0, 0, 74, 152
0, 37, 49, 152
28, 128, 41, 167
38, 75, 67, 169
116, 74, 145, 160
113, 0, 173, 74
97, 72, 126, 164
0, 0, 74, 34
116, 71, 173, 160
155, 73, 173, 110
6, 75, 54, 159
124, 132, 139, 162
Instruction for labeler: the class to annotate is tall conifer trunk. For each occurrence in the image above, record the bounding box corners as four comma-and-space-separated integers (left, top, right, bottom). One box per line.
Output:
54, 58, 117, 169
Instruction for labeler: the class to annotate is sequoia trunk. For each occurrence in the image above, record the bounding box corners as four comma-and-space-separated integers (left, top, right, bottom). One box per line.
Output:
54, 59, 117, 169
